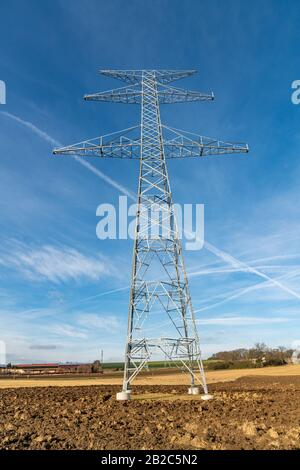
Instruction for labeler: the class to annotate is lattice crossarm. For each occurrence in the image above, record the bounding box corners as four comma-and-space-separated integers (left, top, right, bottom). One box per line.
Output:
99, 69, 197, 85
158, 84, 214, 104
164, 141, 249, 158
53, 126, 141, 159
99, 70, 142, 84
162, 125, 249, 158
84, 84, 142, 104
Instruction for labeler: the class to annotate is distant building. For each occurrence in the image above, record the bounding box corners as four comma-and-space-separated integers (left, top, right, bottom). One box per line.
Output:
0, 362, 103, 375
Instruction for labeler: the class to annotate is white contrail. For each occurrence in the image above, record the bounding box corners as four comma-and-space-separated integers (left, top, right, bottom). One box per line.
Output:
188, 265, 300, 277
72, 156, 136, 200
1, 111, 60, 147
2, 111, 300, 303
78, 285, 129, 303
247, 254, 300, 265
194, 269, 300, 313
204, 241, 300, 301
0, 111, 136, 200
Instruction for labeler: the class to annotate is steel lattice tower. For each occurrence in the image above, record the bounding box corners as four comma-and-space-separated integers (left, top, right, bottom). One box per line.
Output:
53, 70, 248, 400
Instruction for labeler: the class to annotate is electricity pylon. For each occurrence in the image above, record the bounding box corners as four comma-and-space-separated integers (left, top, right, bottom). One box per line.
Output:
53, 70, 248, 400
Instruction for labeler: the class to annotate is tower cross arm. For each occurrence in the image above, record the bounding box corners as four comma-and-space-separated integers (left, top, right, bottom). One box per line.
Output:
84, 85, 142, 104
53, 126, 141, 159
158, 85, 214, 104
99, 69, 197, 84
84, 84, 213, 105
162, 125, 249, 158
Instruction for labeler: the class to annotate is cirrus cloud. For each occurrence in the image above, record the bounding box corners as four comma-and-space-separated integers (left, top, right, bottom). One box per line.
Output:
0, 242, 114, 283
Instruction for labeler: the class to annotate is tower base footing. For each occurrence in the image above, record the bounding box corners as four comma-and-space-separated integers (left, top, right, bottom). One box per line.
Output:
116, 391, 131, 401
201, 394, 214, 401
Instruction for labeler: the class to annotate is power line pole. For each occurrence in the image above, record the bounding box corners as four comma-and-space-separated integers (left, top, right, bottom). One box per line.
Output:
53, 69, 248, 401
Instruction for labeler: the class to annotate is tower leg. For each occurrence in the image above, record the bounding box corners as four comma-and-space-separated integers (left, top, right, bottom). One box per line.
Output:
116, 342, 132, 400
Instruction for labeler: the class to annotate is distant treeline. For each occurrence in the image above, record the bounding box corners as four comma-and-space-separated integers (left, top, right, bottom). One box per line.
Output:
207, 343, 294, 368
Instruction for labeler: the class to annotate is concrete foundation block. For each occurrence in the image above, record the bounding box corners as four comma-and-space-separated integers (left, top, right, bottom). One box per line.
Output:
201, 394, 213, 401
116, 391, 131, 401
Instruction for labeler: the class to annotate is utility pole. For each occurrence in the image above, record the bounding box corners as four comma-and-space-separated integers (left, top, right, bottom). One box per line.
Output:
53, 70, 248, 400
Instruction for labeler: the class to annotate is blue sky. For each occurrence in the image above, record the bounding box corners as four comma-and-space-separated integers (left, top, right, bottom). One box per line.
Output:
0, 0, 300, 363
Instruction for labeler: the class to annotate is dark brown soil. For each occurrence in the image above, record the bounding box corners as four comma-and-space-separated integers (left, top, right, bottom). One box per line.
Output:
1, 375, 300, 450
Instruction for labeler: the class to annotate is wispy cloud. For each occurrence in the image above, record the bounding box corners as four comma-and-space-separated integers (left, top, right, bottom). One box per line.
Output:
77, 313, 120, 332
49, 324, 87, 339
0, 242, 112, 283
